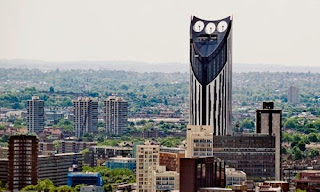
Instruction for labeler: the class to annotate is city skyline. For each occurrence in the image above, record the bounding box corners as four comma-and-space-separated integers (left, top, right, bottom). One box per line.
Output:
0, 0, 319, 67
0, 1, 319, 191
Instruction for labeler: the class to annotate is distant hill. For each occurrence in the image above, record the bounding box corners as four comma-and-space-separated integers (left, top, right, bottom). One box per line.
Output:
0, 59, 319, 73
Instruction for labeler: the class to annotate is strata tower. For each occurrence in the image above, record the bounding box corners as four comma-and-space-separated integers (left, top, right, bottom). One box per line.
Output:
189, 16, 232, 135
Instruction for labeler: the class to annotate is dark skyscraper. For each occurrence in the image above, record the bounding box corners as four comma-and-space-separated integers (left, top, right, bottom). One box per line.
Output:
189, 16, 232, 135
8, 135, 38, 191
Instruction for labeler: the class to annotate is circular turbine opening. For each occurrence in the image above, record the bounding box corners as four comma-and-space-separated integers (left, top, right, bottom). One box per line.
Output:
193, 21, 204, 32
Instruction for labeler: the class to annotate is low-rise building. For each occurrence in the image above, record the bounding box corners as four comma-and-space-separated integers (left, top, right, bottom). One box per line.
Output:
39, 128, 63, 141
180, 157, 226, 192
39, 142, 55, 154
160, 146, 185, 154
58, 140, 97, 153
45, 112, 64, 125
263, 181, 289, 192
154, 166, 179, 192
105, 157, 136, 171
67, 172, 103, 187
293, 170, 320, 192
159, 151, 185, 172
89, 146, 132, 167
38, 153, 83, 186
213, 134, 277, 181
225, 168, 246, 186
80, 185, 104, 192
199, 188, 232, 192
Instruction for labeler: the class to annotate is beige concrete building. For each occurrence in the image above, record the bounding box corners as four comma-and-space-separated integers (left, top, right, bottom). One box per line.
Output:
256, 102, 281, 180
153, 166, 179, 192
225, 168, 246, 186
136, 141, 160, 192
186, 125, 214, 158
0, 147, 8, 159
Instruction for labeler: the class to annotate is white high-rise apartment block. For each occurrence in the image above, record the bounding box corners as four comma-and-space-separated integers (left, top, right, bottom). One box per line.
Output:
186, 125, 214, 158
73, 97, 98, 138
27, 96, 44, 133
105, 96, 128, 136
136, 142, 159, 192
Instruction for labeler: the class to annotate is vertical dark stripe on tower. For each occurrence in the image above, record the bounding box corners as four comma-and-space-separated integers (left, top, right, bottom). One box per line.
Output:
214, 80, 217, 135
256, 111, 261, 133
269, 112, 273, 135
202, 58, 208, 125
195, 83, 197, 125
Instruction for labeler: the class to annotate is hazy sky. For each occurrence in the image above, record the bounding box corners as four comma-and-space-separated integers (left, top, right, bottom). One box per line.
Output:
0, 0, 319, 66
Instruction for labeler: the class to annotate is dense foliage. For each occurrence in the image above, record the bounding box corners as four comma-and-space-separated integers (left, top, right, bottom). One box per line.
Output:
82, 165, 135, 192
22, 179, 75, 192
283, 117, 320, 134
282, 131, 320, 160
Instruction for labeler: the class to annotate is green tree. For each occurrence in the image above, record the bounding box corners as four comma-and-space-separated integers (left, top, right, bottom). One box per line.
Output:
53, 140, 59, 152
158, 137, 183, 147
240, 119, 254, 129
49, 86, 55, 93
82, 165, 135, 187
120, 84, 129, 91
306, 149, 320, 158
0, 181, 8, 191
293, 146, 304, 160
0, 124, 6, 130
284, 118, 297, 129
22, 179, 55, 192
13, 118, 26, 128
308, 133, 318, 142
74, 184, 86, 191
297, 141, 306, 151
282, 132, 293, 142
54, 119, 74, 132
56, 185, 75, 192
